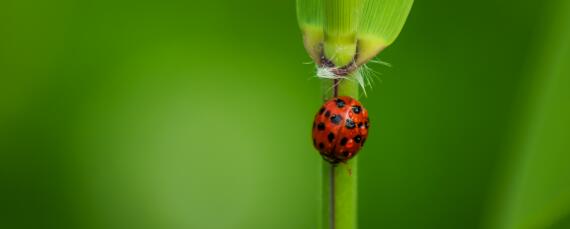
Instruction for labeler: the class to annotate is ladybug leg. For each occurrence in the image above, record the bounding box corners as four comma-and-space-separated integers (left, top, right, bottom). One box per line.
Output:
323, 154, 338, 164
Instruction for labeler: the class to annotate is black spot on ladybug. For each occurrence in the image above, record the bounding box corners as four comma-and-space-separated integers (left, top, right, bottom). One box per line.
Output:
340, 137, 348, 146
361, 138, 366, 146
335, 98, 345, 108
317, 122, 325, 131
328, 132, 335, 142
313, 138, 317, 146
319, 142, 324, 149
354, 135, 361, 144
352, 105, 361, 114
358, 122, 364, 128
345, 118, 355, 129
342, 151, 350, 157
330, 115, 342, 124
324, 110, 331, 118
319, 107, 325, 114
365, 121, 369, 129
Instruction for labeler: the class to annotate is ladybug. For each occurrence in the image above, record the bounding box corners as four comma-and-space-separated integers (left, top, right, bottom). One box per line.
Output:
312, 96, 369, 164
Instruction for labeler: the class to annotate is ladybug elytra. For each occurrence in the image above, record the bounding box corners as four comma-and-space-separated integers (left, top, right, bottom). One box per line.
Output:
312, 96, 369, 164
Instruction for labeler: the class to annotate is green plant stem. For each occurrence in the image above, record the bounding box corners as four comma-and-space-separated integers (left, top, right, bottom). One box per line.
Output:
323, 0, 362, 67
321, 76, 359, 229
321, 1, 360, 227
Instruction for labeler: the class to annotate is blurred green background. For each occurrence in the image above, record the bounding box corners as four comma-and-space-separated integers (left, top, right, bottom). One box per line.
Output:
1, 0, 569, 228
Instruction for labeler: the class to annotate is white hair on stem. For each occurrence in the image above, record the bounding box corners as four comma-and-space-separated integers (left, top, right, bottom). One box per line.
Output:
314, 57, 390, 97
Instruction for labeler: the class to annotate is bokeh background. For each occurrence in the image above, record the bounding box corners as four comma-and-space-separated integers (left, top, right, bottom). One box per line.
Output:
1, 0, 569, 228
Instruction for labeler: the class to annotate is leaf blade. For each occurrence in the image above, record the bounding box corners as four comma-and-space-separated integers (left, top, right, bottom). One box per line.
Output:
356, 0, 413, 64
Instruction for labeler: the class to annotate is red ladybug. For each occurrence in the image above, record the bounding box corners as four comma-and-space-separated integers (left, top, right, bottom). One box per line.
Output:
312, 96, 369, 163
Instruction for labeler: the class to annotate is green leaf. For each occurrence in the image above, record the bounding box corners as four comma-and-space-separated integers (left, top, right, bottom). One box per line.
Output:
297, 0, 413, 66
297, 0, 324, 62
356, 0, 413, 64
